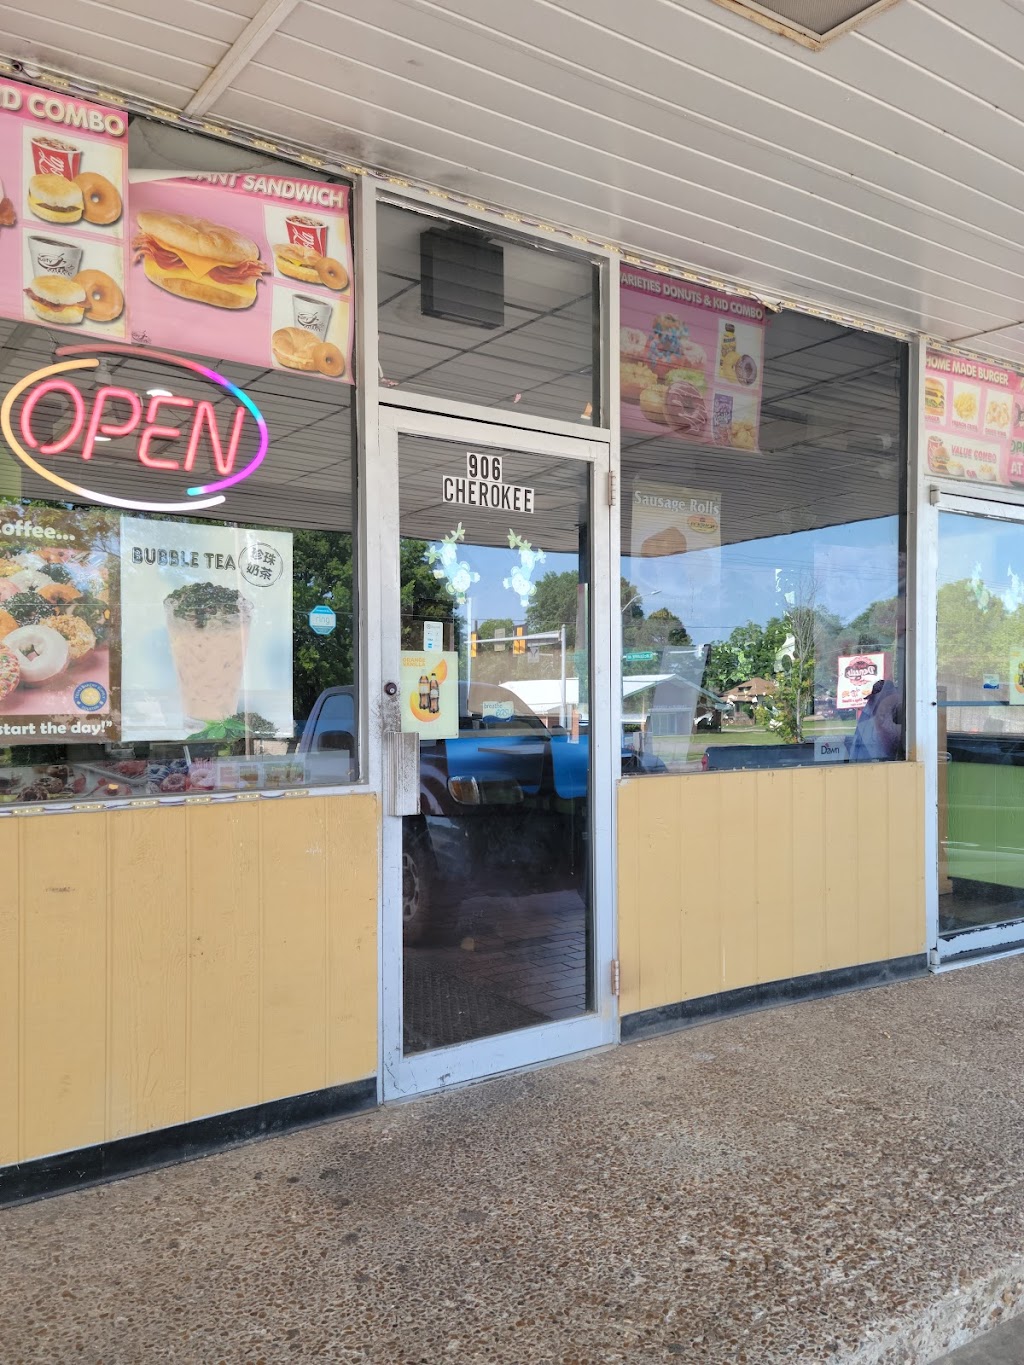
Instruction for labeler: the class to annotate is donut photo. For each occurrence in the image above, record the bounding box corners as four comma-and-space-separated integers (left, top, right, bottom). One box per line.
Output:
0, 508, 116, 743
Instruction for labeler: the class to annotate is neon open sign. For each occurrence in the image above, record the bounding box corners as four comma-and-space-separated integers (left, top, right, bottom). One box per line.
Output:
0, 344, 268, 513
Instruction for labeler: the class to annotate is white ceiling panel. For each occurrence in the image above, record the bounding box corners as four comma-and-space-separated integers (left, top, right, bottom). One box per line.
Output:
264, 7, 1024, 316
2, 0, 1024, 350
216, 78, 1006, 337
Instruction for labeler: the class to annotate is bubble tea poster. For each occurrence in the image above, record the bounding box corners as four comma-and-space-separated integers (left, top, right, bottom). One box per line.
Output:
128, 171, 354, 383
119, 517, 294, 743
0, 77, 128, 341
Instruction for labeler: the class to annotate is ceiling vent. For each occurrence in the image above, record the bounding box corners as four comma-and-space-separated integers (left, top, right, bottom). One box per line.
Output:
710, 0, 900, 48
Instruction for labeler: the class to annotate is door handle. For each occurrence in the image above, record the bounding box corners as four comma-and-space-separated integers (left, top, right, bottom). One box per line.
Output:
384, 729, 420, 817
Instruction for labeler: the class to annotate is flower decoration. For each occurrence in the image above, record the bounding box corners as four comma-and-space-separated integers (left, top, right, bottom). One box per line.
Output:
503, 530, 546, 608
425, 523, 480, 606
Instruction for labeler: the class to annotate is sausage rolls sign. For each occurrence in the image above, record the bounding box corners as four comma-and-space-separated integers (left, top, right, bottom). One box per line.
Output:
129, 171, 353, 383
0, 78, 128, 342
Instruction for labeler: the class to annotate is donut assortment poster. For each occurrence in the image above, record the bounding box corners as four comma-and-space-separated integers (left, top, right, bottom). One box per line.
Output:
0, 503, 119, 747
0, 79, 128, 341
923, 347, 1024, 488
620, 267, 766, 451
128, 172, 354, 384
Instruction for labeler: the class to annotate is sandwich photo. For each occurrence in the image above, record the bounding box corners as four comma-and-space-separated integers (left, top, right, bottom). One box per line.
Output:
24, 274, 86, 326
132, 211, 267, 309
273, 242, 321, 283
924, 377, 945, 416
28, 174, 84, 225
271, 326, 345, 378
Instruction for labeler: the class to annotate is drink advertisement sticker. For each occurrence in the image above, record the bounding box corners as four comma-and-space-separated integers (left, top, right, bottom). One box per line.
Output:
837, 652, 887, 711
128, 172, 353, 384
1010, 651, 1024, 707
119, 519, 293, 742
399, 651, 458, 740
0, 78, 129, 342
0, 503, 118, 745
924, 348, 1024, 488
620, 267, 766, 450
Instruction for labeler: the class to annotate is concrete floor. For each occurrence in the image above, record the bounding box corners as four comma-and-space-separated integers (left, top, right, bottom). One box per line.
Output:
6, 958, 1024, 1364
931, 1312, 1024, 1363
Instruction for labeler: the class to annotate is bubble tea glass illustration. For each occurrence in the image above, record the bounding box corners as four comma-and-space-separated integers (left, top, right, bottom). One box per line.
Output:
163, 582, 253, 723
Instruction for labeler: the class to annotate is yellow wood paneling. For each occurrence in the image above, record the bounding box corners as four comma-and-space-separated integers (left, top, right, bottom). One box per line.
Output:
678, 775, 721, 1003
260, 798, 329, 1102
186, 802, 261, 1121
755, 771, 795, 986
617, 782, 642, 1017
618, 764, 926, 1014
20, 813, 107, 1160
108, 807, 188, 1138
325, 796, 378, 1084
822, 770, 862, 971
0, 818, 19, 1166
1, 793, 379, 1166
790, 769, 827, 979
714, 770, 759, 993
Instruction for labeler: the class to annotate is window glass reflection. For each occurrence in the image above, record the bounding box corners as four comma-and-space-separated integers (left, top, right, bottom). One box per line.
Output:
619, 309, 907, 774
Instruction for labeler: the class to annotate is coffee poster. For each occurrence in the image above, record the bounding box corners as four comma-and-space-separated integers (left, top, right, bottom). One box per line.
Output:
620, 267, 766, 451
0, 78, 128, 341
128, 172, 353, 383
119, 517, 293, 742
0, 502, 119, 746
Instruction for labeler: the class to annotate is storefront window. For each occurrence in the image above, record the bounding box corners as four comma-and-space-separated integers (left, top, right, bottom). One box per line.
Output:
377, 201, 600, 424
618, 281, 906, 775
0, 114, 357, 806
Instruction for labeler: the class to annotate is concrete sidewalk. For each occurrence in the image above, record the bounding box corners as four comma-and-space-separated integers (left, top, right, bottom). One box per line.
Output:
5, 958, 1024, 1364
931, 1313, 1024, 1362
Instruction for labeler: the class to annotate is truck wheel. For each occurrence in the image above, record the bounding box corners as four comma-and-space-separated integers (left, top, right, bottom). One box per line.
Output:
402, 835, 434, 945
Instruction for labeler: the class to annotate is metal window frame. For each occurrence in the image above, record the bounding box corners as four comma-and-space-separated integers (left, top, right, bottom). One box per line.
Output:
915, 336, 1024, 965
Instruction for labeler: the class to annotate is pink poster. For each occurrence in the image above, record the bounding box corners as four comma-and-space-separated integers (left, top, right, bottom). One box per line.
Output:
620, 267, 767, 451
0, 78, 128, 342
128, 172, 354, 384
0, 502, 119, 746
837, 652, 888, 711
924, 348, 1024, 488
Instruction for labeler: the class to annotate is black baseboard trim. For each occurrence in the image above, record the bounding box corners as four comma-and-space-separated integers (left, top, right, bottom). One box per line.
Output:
0, 1076, 377, 1208
621, 955, 929, 1043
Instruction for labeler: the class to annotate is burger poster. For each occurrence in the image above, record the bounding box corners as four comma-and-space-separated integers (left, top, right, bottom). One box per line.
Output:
128, 172, 353, 383
620, 267, 766, 451
119, 517, 293, 743
924, 348, 1024, 487
0, 503, 119, 746
0, 78, 128, 341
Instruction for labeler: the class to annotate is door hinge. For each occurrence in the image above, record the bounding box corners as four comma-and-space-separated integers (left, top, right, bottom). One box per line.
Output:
607, 470, 617, 507
610, 957, 620, 997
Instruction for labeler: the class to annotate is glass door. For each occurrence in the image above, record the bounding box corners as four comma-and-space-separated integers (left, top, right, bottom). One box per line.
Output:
936, 500, 1024, 959
377, 408, 615, 1096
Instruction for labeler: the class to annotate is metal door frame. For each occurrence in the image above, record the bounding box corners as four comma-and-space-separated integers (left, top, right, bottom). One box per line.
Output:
923, 485, 1024, 965
377, 405, 617, 1098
